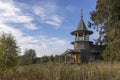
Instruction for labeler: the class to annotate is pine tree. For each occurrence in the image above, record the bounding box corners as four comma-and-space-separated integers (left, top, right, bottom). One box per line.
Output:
90, 0, 120, 61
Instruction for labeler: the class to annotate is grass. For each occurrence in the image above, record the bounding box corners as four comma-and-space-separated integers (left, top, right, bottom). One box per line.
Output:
0, 62, 120, 80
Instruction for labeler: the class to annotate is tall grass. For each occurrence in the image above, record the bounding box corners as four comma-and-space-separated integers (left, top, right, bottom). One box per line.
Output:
0, 62, 120, 80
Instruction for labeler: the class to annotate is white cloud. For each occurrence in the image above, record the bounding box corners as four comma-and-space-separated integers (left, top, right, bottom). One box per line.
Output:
19, 35, 70, 57
33, 2, 63, 27
0, 24, 23, 38
24, 23, 37, 30
45, 15, 63, 27
0, 0, 69, 57
0, 23, 70, 57
0, 0, 36, 30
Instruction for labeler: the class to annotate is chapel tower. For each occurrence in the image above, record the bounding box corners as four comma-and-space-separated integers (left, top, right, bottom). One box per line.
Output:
71, 10, 93, 63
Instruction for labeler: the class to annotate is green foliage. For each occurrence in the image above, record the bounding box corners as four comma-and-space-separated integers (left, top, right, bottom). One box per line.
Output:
21, 49, 36, 65
0, 33, 19, 69
37, 56, 49, 63
36, 55, 71, 64
90, 0, 120, 61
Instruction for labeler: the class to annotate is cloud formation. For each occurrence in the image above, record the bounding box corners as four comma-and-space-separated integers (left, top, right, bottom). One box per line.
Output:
0, 0, 37, 30
33, 1, 63, 27
0, 0, 69, 57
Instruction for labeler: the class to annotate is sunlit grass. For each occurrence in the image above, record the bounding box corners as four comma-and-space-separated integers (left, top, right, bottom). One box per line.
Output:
0, 62, 120, 80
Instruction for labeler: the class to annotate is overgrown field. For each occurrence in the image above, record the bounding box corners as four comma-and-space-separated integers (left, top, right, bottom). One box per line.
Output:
0, 62, 120, 80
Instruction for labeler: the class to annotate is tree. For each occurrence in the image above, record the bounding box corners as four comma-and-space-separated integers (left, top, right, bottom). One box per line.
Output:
90, 0, 120, 61
50, 55, 54, 62
0, 33, 19, 68
22, 49, 36, 65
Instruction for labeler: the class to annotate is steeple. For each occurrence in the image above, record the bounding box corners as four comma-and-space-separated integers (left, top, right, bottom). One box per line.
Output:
71, 9, 93, 42
76, 9, 87, 31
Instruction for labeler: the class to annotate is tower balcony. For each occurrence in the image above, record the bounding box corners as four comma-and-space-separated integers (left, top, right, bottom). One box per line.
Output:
75, 36, 89, 41
71, 40, 93, 45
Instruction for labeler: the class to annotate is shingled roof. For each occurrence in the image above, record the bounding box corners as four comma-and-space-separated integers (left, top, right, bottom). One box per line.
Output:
76, 16, 87, 31
71, 10, 93, 35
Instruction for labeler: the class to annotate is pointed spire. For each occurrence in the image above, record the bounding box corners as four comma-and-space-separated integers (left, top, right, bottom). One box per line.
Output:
71, 9, 93, 35
80, 9, 83, 19
76, 9, 87, 31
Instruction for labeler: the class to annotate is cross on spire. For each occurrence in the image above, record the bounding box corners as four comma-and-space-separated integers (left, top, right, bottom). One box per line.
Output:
80, 9, 83, 19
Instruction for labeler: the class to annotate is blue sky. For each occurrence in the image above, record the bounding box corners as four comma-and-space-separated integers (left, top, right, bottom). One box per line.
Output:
0, 0, 97, 57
